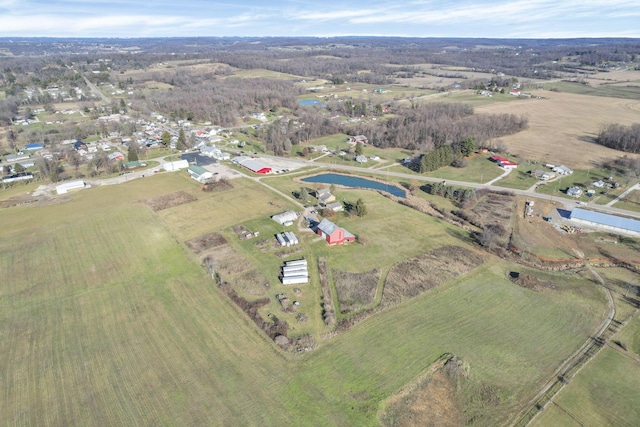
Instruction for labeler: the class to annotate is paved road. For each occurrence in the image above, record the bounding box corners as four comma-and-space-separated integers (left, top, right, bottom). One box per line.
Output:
302, 158, 640, 220
251, 154, 640, 220
76, 68, 110, 104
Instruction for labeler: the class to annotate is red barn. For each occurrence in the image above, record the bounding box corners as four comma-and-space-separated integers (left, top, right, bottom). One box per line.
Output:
316, 218, 355, 245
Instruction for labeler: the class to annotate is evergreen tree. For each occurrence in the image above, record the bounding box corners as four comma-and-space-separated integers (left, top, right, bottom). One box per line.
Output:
177, 128, 186, 151
161, 131, 171, 146
355, 141, 363, 156
299, 187, 309, 201
127, 145, 139, 162
461, 137, 476, 157
355, 198, 367, 217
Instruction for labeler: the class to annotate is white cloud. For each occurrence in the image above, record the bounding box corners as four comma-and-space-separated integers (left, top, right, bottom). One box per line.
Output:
0, 0, 638, 38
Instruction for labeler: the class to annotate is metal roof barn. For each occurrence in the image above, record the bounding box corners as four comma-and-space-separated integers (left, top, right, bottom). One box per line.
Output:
163, 160, 189, 171
570, 208, 640, 237
272, 211, 298, 225
285, 259, 307, 267
282, 275, 309, 285
233, 156, 272, 174
282, 266, 308, 275
56, 180, 87, 194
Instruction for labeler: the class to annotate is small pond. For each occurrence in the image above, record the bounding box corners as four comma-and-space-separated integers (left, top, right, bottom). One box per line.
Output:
302, 173, 406, 198
297, 99, 327, 107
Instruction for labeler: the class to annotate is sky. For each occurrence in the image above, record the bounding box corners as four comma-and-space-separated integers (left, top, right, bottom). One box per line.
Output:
1, 0, 639, 39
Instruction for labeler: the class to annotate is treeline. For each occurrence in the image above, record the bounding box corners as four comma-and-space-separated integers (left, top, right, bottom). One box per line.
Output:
419, 140, 475, 172
131, 77, 302, 127
596, 123, 640, 153
258, 102, 526, 159
349, 103, 528, 151
426, 182, 478, 208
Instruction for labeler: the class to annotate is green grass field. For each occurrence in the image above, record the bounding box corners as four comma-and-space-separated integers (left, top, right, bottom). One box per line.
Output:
494, 161, 546, 190
424, 90, 526, 107
0, 172, 616, 425
532, 347, 640, 427
421, 154, 504, 183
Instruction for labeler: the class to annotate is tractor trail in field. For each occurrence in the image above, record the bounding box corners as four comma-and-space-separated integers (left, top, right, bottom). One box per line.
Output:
512, 250, 616, 427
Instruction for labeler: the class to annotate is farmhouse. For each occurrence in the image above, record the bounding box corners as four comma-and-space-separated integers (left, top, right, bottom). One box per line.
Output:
108, 152, 124, 161
570, 208, 640, 237
187, 165, 214, 182
200, 145, 230, 160
233, 156, 272, 174
56, 180, 87, 194
553, 165, 573, 175
532, 169, 555, 180
163, 159, 189, 171
316, 188, 335, 204
509, 89, 521, 96
355, 155, 368, 163
567, 186, 583, 197
272, 211, 298, 225
316, 218, 355, 245
348, 135, 368, 145
491, 155, 517, 169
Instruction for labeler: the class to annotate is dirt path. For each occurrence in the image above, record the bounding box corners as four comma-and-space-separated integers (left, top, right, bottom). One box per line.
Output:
511, 256, 616, 427
606, 182, 639, 207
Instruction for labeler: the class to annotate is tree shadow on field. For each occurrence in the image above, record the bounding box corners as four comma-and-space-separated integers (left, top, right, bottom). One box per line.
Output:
445, 227, 477, 246
578, 133, 599, 145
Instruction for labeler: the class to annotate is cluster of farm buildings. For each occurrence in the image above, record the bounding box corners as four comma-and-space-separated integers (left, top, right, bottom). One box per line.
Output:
280, 259, 309, 285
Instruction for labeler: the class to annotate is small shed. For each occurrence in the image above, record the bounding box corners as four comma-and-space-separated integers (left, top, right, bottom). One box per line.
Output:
325, 201, 344, 212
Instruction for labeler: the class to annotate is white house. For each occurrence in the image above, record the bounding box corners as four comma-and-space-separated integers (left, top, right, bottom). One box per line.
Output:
567, 186, 583, 197
553, 165, 573, 175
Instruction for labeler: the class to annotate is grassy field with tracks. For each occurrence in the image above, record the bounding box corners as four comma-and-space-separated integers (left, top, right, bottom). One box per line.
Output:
0, 172, 615, 425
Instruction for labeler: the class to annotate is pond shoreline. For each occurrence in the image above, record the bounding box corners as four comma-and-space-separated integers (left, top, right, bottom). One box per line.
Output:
299, 172, 407, 198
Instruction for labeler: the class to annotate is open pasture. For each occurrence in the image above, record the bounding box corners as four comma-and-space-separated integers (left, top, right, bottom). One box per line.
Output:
477, 90, 640, 169
0, 170, 616, 426
292, 261, 608, 426
532, 347, 640, 427
0, 180, 301, 426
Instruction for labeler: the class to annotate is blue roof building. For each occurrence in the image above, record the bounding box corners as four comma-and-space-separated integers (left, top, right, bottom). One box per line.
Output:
25, 143, 44, 151
570, 208, 640, 237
